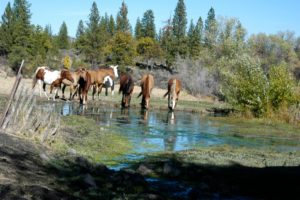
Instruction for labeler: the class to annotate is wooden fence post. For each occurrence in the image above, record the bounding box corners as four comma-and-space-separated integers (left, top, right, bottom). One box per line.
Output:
0, 60, 24, 129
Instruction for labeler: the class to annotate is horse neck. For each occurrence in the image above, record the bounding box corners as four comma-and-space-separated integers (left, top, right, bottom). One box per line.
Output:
143, 76, 150, 97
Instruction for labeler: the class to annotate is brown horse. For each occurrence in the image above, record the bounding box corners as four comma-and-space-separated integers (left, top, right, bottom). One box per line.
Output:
137, 74, 154, 109
61, 71, 81, 100
88, 65, 118, 100
163, 78, 181, 111
32, 66, 74, 100
119, 73, 134, 108
75, 68, 92, 105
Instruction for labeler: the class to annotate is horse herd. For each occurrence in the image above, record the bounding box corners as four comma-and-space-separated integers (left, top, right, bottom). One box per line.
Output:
32, 65, 182, 111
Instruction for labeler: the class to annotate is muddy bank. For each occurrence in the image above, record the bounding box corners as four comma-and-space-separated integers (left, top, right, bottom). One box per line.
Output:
131, 148, 300, 199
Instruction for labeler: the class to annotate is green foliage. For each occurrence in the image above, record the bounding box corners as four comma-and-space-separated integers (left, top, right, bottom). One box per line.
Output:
172, 0, 187, 39
188, 17, 203, 58
204, 7, 218, 48
107, 32, 136, 67
116, 1, 131, 33
221, 54, 268, 116
268, 63, 297, 109
56, 21, 69, 49
136, 37, 162, 61
141, 10, 156, 39
134, 17, 143, 39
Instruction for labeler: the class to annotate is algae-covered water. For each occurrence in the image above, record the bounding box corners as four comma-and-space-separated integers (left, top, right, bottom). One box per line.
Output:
59, 102, 300, 159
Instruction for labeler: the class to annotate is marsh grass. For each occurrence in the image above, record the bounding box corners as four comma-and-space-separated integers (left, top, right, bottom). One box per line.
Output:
52, 115, 132, 164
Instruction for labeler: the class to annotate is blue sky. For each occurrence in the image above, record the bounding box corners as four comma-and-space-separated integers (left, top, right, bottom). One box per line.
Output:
1, 0, 300, 38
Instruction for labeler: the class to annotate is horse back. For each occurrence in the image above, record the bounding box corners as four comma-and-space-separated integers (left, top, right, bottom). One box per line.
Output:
119, 73, 134, 95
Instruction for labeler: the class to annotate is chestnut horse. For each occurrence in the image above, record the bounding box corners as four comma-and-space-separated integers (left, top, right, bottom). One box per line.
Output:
61, 71, 81, 100
32, 66, 74, 100
75, 68, 92, 105
89, 65, 118, 100
119, 73, 134, 108
137, 74, 154, 109
163, 78, 181, 111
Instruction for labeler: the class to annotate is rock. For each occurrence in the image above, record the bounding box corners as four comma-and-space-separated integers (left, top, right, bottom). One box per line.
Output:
137, 164, 154, 176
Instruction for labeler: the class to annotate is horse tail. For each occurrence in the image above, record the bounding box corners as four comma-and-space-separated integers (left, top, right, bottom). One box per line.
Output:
32, 66, 45, 89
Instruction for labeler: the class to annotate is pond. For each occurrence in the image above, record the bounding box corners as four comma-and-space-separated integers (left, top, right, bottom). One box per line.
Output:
57, 102, 300, 167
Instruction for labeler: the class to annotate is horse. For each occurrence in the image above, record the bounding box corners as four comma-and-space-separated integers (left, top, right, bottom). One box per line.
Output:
163, 78, 181, 111
99, 75, 115, 96
137, 74, 154, 109
32, 66, 74, 100
75, 68, 92, 105
119, 73, 134, 108
61, 71, 81, 100
89, 65, 118, 100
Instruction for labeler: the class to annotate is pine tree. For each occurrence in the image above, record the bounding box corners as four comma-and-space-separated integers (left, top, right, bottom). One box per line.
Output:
0, 2, 14, 55
108, 15, 115, 36
85, 1, 103, 65
141, 10, 156, 39
172, 0, 187, 39
76, 20, 85, 38
116, 1, 131, 33
134, 17, 143, 39
188, 17, 203, 58
9, 0, 32, 72
204, 7, 218, 48
57, 21, 69, 49
172, 0, 188, 57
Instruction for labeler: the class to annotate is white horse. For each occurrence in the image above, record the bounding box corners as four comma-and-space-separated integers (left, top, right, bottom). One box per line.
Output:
32, 66, 74, 100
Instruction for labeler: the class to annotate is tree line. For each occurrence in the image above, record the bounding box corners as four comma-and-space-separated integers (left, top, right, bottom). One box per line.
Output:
1, 0, 300, 119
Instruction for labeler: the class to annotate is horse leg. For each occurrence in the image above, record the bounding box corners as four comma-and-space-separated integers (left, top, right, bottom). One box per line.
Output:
62, 84, 67, 99
111, 82, 115, 96
92, 85, 96, 100
98, 84, 103, 99
105, 86, 108, 96
43, 82, 49, 98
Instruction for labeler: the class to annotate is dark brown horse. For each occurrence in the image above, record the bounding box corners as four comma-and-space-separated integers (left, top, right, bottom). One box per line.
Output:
137, 74, 154, 109
75, 68, 92, 105
32, 66, 74, 100
163, 78, 181, 111
119, 73, 134, 108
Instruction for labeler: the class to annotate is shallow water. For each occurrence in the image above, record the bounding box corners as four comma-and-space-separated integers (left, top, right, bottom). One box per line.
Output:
58, 102, 300, 157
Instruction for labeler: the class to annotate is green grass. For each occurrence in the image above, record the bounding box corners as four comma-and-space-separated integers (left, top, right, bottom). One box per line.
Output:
52, 115, 132, 165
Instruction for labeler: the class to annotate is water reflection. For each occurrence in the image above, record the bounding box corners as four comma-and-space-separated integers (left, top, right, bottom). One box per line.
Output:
55, 103, 300, 154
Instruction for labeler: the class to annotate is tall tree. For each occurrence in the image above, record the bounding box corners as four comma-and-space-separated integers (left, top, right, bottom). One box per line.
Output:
141, 9, 156, 39
9, 0, 32, 72
204, 7, 218, 48
134, 17, 143, 39
116, 1, 131, 33
0, 2, 14, 55
172, 0, 187, 39
57, 21, 69, 49
172, 0, 188, 57
85, 1, 103, 65
108, 15, 115, 36
76, 20, 85, 38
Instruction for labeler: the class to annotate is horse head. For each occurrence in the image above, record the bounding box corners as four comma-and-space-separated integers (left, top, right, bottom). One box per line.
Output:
110, 65, 119, 78
168, 79, 179, 111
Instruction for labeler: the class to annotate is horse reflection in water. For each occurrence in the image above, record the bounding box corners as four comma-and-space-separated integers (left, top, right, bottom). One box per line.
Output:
139, 109, 149, 124
164, 111, 177, 151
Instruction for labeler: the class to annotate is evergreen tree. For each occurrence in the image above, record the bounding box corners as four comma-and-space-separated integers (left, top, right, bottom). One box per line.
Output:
134, 17, 143, 39
172, 0, 187, 39
85, 1, 103, 65
57, 21, 69, 49
0, 2, 14, 55
76, 20, 85, 38
204, 7, 218, 48
116, 1, 131, 33
9, 0, 32, 72
141, 10, 156, 39
108, 15, 115, 36
172, 0, 188, 57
